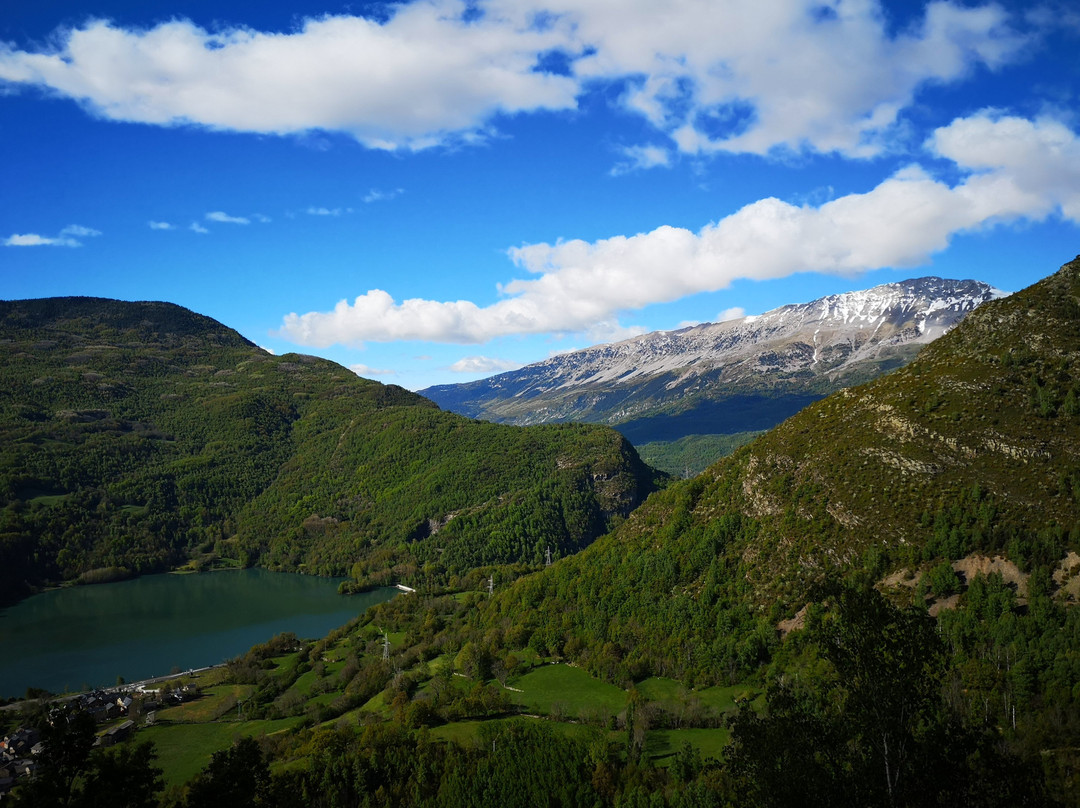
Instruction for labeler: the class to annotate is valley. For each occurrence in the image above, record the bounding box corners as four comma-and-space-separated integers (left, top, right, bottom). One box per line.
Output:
422, 277, 1006, 475
3, 258, 1080, 806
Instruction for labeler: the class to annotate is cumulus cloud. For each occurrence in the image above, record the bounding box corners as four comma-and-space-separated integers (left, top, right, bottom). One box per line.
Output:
448, 356, 523, 373
307, 206, 342, 216
583, 0, 1027, 157
928, 113, 1080, 221
190, 221, 209, 234
5, 233, 62, 247
350, 362, 396, 376
148, 220, 175, 230
610, 144, 671, 175
279, 113, 1080, 347
0, 1, 1025, 156
585, 320, 649, 344
4, 224, 101, 247
0, 5, 577, 151
715, 307, 746, 323
206, 211, 250, 224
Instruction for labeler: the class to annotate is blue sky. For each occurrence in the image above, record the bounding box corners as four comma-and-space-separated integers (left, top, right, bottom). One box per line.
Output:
2, 0, 1079, 390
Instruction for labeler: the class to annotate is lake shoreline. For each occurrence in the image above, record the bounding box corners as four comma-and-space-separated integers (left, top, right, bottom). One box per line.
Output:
0, 570, 397, 700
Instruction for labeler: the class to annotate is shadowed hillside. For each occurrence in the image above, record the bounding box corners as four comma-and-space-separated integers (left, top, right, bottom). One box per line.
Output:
0, 297, 662, 606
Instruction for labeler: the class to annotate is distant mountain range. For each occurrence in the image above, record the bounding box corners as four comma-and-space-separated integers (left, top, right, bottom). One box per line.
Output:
423, 277, 1008, 451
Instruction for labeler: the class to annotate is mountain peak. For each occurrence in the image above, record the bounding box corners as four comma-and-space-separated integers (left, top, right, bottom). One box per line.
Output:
422, 277, 1007, 447
0, 296, 255, 348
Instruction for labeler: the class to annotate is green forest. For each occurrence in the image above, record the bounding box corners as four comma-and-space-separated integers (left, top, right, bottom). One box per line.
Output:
0, 297, 660, 605
4, 257, 1080, 806
3, 580, 1063, 807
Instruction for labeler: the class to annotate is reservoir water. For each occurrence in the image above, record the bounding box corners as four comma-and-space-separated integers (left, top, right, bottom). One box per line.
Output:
0, 569, 396, 699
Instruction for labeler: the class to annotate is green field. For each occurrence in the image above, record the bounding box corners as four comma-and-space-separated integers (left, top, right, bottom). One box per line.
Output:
156, 685, 255, 723
646, 728, 731, 765
509, 664, 627, 720
267, 652, 303, 683
635, 677, 687, 702
289, 668, 320, 698
140, 717, 304, 786
428, 717, 509, 745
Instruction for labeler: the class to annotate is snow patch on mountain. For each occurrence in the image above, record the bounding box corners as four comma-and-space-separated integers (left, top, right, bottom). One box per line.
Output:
421, 277, 1008, 428
510, 278, 1006, 389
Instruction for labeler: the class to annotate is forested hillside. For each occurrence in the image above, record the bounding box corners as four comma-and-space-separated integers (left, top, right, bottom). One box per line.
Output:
482, 256, 1080, 683
0, 297, 661, 605
7, 260, 1080, 805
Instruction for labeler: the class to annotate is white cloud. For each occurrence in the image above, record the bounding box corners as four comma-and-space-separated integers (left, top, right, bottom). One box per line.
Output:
363, 188, 405, 203
448, 355, 523, 373
190, 221, 209, 234
5, 233, 63, 247
148, 220, 175, 230
0, 6, 577, 151
60, 224, 102, 238
350, 362, 396, 376
307, 206, 342, 216
610, 144, 671, 176
259, 345, 276, 355
928, 112, 1080, 221
715, 307, 746, 322
252, 213, 272, 223
606, 0, 1028, 157
4, 224, 101, 247
0, 1, 1025, 157
279, 113, 1080, 347
206, 211, 250, 224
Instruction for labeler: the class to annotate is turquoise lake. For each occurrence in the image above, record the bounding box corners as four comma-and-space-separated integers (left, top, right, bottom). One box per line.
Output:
0, 569, 396, 699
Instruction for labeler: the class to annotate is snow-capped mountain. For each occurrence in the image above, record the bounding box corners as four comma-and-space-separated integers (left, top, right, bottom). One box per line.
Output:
422, 278, 1008, 443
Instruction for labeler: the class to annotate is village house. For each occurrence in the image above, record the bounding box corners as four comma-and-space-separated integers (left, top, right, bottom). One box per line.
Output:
99, 719, 135, 747
0, 729, 38, 758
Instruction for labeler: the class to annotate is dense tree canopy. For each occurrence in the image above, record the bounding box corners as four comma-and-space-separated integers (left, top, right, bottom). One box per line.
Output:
0, 297, 661, 605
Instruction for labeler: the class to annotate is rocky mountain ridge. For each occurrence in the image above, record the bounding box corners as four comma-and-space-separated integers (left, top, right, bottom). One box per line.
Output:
423, 277, 1007, 444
